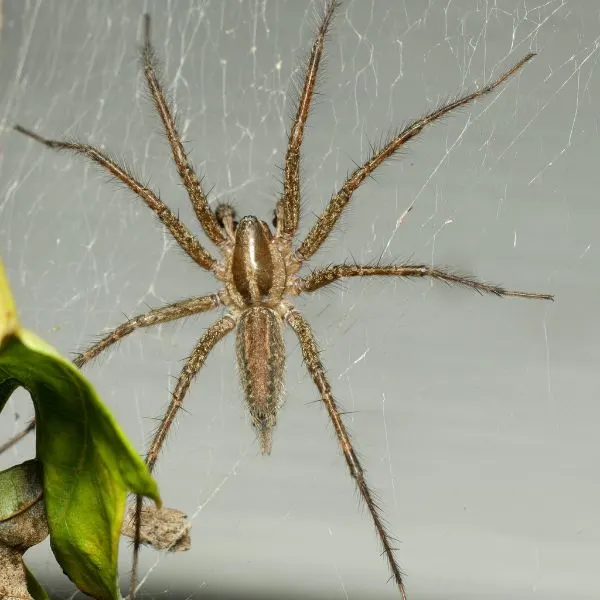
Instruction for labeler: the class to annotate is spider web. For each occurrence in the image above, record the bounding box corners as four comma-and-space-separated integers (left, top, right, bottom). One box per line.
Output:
0, 1, 598, 599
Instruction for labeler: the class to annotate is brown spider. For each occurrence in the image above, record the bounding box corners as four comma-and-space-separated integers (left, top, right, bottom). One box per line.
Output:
14, 2, 553, 597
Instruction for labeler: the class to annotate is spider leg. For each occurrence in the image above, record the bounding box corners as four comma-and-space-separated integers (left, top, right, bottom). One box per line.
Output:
144, 314, 235, 471
285, 307, 408, 600
13, 125, 218, 271
297, 264, 554, 300
73, 294, 221, 368
295, 53, 536, 262
142, 15, 225, 248
278, 0, 339, 241
0, 295, 220, 458
0, 418, 35, 455
129, 314, 235, 598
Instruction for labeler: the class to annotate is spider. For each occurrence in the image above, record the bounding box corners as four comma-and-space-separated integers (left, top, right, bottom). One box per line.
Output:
14, 2, 553, 597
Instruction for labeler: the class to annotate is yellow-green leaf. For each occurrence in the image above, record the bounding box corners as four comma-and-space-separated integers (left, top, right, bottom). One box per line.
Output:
0, 260, 161, 599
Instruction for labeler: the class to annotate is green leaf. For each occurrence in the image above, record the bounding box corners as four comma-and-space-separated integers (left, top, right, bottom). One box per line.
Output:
0, 260, 161, 599
25, 566, 50, 600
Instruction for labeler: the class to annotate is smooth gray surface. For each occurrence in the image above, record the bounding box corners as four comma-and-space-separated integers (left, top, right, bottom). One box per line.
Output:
0, 1, 597, 598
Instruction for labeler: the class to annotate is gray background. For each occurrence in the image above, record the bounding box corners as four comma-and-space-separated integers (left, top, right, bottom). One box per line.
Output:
0, 1, 597, 599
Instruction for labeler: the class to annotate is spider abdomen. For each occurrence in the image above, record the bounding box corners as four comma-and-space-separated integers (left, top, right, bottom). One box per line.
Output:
235, 306, 285, 455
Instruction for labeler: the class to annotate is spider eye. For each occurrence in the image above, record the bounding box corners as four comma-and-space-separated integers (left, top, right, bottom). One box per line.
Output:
272, 212, 278, 228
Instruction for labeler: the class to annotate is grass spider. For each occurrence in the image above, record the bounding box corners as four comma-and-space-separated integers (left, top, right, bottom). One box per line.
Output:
13, 1, 553, 597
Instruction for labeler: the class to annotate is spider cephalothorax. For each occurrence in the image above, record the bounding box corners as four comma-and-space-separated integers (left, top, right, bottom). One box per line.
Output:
13, 2, 552, 597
